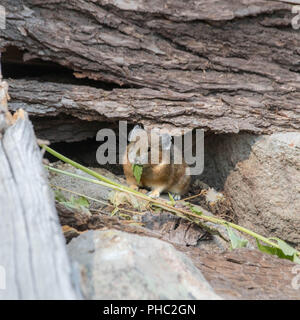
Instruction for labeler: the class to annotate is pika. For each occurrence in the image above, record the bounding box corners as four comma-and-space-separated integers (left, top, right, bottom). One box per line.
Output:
123, 125, 191, 200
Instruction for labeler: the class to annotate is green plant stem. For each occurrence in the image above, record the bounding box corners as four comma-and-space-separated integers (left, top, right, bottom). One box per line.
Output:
46, 165, 226, 239
46, 165, 143, 195
44, 163, 300, 256
41, 144, 143, 196
51, 184, 109, 207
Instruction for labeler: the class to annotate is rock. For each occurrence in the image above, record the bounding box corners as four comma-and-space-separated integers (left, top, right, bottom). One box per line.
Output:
48, 162, 126, 209
67, 229, 221, 300
67, 229, 300, 300
200, 132, 300, 248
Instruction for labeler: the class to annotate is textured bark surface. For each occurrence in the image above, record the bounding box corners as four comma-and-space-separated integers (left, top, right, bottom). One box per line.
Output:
7, 78, 300, 139
1, 0, 300, 134
0, 110, 80, 299
187, 246, 300, 300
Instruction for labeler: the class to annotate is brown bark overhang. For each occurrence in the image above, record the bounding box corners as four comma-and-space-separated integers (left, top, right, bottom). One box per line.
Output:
1, 0, 299, 134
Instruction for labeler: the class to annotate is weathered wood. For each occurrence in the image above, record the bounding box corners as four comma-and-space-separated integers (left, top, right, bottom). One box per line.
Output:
0, 110, 80, 299
8, 79, 300, 138
185, 246, 300, 300
1, 0, 300, 134
0, 80, 9, 133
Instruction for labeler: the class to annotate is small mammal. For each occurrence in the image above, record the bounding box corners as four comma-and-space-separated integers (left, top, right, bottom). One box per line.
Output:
123, 125, 191, 199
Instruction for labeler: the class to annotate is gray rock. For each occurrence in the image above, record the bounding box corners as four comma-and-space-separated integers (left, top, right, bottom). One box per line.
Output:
48, 162, 125, 209
67, 229, 221, 300
201, 132, 300, 248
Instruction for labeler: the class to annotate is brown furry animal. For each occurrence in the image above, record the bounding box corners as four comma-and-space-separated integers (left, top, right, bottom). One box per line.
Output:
123, 126, 190, 199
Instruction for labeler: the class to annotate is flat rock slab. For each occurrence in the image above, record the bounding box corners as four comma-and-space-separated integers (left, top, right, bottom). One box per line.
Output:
67, 229, 221, 300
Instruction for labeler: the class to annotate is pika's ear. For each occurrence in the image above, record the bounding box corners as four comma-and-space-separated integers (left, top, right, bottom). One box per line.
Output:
161, 133, 172, 150
128, 125, 143, 141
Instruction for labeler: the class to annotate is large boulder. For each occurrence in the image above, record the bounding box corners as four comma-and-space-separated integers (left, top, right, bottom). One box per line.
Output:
67, 229, 300, 300
67, 229, 221, 300
201, 132, 300, 248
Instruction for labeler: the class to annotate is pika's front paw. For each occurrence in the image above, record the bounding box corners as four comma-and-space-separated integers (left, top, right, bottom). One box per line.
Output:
129, 184, 139, 191
147, 190, 161, 199
170, 193, 181, 201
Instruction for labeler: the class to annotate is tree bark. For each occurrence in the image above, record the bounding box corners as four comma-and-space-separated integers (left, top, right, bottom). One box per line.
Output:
7, 78, 300, 138
1, 0, 299, 134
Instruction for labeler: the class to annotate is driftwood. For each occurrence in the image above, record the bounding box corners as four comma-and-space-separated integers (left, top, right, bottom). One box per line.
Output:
0, 99, 80, 298
1, 0, 300, 134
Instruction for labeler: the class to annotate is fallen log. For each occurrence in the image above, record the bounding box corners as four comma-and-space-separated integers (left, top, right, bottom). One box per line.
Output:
7, 78, 300, 138
0, 81, 80, 298
1, 0, 300, 134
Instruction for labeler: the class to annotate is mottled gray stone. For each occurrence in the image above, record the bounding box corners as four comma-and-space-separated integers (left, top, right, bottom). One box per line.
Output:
201, 132, 300, 248
67, 229, 221, 300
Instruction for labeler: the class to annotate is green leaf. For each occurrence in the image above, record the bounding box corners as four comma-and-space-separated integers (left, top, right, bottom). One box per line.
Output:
227, 226, 248, 249
56, 193, 90, 213
132, 164, 143, 184
256, 239, 300, 264
293, 254, 300, 264
168, 193, 175, 206
54, 190, 67, 203
269, 237, 298, 256
73, 196, 89, 208
190, 205, 203, 216
62, 202, 77, 210
256, 239, 279, 256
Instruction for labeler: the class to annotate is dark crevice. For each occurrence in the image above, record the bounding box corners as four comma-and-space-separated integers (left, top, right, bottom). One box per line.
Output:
1, 46, 130, 90
45, 138, 124, 176
173, 220, 180, 230
41, 119, 137, 175
31, 115, 108, 144
31, 113, 137, 143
